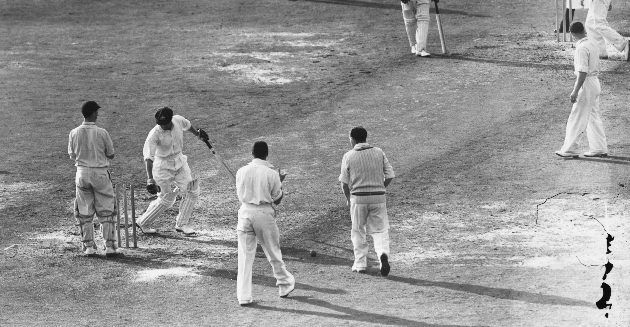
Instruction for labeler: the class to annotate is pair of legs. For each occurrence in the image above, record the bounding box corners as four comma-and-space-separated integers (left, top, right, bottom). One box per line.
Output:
74, 167, 117, 254
560, 77, 608, 155
350, 198, 391, 275
401, 0, 431, 56
237, 205, 294, 305
136, 163, 199, 233
585, 0, 628, 58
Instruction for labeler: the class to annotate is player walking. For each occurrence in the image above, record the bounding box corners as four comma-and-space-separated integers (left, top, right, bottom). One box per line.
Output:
339, 127, 395, 276
136, 107, 209, 236
584, 0, 630, 60
556, 22, 608, 158
68, 101, 119, 257
235, 141, 294, 306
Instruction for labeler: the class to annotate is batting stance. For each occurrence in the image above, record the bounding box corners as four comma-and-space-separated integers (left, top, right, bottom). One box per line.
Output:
401, 0, 432, 57
68, 101, 119, 257
339, 127, 395, 276
235, 141, 294, 306
556, 22, 608, 158
136, 107, 209, 236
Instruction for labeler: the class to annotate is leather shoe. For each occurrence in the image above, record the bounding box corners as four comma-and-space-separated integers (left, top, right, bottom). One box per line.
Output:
380, 253, 390, 277
583, 152, 608, 158
555, 151, 579, 158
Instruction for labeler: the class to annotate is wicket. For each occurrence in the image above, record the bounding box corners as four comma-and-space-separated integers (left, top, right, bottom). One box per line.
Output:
115, 183, 138, 248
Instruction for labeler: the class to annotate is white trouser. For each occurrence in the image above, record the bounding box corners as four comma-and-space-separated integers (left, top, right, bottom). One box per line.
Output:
74, 167, 116, 248
236, 204, 294, 303
561, 76, 608, 154
585, 0, 626, 56
350, 196, 390, 271
401, 0, 430, 51
137, 159, 199, 228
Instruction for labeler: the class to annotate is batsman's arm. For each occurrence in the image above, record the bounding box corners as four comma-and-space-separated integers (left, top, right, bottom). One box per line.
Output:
145, 159, 154, 180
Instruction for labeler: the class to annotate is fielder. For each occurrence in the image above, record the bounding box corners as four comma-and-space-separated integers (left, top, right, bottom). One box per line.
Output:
401, 0, 432, 57
68, 101, 119, 257
556, 22, 608, 158
339, 127, 395, 276
136, 107, 209, 236
584, 0, 630, 60
235, 141, 294, 306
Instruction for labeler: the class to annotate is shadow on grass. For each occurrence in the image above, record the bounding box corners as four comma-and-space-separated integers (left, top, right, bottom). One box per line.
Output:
429, 54, 574, 71
386, 275, 593, 307
201, 268, 347, 295
293, 0, 490, 18
247, 295, 483, 327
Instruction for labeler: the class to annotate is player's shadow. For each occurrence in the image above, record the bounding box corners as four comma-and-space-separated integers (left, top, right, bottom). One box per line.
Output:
202, 268, 346, 295
386, 275, 593, 307
574, 155, 630, 165
246, 295, 485, 327
432, 54, 574, 71
145, 231, 238, 247
294, 0, 490, 17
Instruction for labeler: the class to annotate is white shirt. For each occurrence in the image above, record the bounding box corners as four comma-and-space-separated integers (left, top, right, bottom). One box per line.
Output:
339, 143, 395, 194
236, 158, 283, 205
142, 115, 191, 173
68, 122, 115, 168
574, 37, 600, 77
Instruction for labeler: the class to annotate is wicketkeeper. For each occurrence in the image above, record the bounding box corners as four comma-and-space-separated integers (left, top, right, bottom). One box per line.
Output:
68, 101, 120, 257
136, 107, 209, 236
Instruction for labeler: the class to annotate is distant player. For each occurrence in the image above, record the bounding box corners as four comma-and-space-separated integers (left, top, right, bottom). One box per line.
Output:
401, 0, 432, 57
339, 127, 395, 276
584, 0, 630, 60
136, 107, 209, 236
68, 101, 119, 257
235, 141, 294, 305
556, 22, 608, 158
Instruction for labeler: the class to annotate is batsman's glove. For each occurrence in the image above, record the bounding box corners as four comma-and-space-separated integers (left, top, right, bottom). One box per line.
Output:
197, 128, 209, 142
146, 179, 160, 195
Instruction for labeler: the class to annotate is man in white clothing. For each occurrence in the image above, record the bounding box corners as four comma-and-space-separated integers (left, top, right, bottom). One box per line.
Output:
136, 107, 209, 236
339, 126, 395, 276
235, 141, 294, 306
556, 22, 609, 158
401, 0, 432, 57
68, 101, 119, 257
584, 0, 629, 60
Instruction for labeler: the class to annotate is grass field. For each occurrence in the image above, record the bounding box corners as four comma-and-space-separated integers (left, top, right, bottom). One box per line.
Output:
1, 0, 630, 326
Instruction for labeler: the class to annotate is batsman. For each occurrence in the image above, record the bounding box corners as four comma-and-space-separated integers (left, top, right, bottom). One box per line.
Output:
136, 107, 210, 236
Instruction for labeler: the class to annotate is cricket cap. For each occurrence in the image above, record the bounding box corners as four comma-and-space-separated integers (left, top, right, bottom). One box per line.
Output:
81, 101, 101, 118
155, 107, 173, 125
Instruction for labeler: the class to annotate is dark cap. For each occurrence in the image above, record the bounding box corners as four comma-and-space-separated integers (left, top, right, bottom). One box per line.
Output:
569, 21, 585, 34
155, 107, 173, 125
81, 101, 101, 118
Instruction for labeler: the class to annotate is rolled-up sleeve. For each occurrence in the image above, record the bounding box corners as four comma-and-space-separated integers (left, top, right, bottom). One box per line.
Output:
574, 47, 589, 73
383, 153, 395, 179
178, 115, 192, 131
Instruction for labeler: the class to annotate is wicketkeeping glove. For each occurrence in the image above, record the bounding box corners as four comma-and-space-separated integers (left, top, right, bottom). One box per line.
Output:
197, 128, 209, 142
146, 181, 160, 195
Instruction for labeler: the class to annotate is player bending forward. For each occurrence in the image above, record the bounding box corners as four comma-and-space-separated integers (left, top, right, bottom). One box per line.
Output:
136, 107, 209, 236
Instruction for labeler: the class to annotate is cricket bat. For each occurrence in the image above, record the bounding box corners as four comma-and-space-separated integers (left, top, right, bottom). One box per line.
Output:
434, 0, 448, 54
